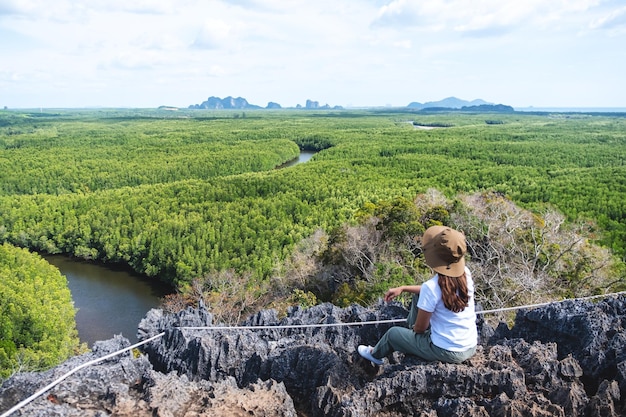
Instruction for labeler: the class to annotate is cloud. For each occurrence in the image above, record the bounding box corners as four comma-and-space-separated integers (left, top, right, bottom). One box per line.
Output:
0, 0, 21, 15
371, 0, 421, 28
589, 5, 626, 32
96, 0, 176, 15
370, 0, 605, 36
0, 0, 86, 22
0, 69, 23, 84
102, 51, 165, 71
192, 19, 236, 50
1, 0, 624, 108
221, 0, 284, 12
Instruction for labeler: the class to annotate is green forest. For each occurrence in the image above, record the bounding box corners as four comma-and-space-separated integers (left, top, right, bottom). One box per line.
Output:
0, 243, 80, 379
1, 108, 625, 375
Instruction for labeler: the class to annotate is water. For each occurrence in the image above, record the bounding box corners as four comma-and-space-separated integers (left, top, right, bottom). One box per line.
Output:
515, 107, 626, 113
276, 150, 316, 169
45, 255, 172, 347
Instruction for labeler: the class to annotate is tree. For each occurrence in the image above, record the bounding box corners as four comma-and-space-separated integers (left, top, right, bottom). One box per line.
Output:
0, 243, 80, 379
278, 190, 622, 316
452, 192, 619, 322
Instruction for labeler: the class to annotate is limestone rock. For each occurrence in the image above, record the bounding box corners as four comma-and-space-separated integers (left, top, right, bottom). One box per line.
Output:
1, 296, 625, 416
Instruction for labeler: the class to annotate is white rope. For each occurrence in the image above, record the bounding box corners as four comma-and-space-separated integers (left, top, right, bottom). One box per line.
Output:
0, 332, 164, 417
178, 291, 626, 332
477, 290, 626, 315
1, 290, 625, 417
178, 318, 405, 331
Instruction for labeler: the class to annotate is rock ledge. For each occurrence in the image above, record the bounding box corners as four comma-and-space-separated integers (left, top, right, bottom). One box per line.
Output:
1, 296, 625, 416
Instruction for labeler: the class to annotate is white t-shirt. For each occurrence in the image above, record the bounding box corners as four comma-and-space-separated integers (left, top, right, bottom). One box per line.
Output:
417, 267, 477, 351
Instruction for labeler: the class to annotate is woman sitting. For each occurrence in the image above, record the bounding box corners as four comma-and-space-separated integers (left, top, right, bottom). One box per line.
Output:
358, 226, 477, 365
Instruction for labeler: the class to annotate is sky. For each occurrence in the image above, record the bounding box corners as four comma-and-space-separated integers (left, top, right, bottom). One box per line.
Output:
1, 0, 625, 109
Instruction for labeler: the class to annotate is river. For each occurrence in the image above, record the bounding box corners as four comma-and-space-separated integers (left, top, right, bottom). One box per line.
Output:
276, 150, 315, 168
46, 150, 315, 347
45, 255, 172, 347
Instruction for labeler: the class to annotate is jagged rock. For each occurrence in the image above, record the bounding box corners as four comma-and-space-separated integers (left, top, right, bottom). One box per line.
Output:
1, 296, 625, 416
0, 335, 296, 417
499, 297, 626, 390
143, 373, 296, 417
305, 99, 320, 109
189, 96, 262, 110
0, 335, 151, 417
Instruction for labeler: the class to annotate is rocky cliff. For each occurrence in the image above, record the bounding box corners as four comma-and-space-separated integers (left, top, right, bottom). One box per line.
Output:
189, 96, 263, 110
1, 295, 625, 416
188, 96, 343, 110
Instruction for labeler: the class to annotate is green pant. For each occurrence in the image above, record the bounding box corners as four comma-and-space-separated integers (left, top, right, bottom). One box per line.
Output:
371, 295, 476, 364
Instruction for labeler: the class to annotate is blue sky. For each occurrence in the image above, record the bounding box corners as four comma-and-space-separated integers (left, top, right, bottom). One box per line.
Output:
1, 0, 625, 109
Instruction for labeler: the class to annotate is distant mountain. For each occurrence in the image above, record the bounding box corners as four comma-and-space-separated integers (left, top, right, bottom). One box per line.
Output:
419, 103, 515, 113
188, 96, 343, 110
187, 95, 503, 111
297, 99, 343, 110
407, 97, 490, 110
189, 96, 262, 110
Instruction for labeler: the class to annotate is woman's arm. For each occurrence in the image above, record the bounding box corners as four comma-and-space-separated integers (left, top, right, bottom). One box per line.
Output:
383, 285, 421, 302
413, 308, 432, 333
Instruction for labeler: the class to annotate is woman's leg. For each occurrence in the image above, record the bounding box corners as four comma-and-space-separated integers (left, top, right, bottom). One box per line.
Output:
371, 327, 428, 359
371, 294, 424, 359
371, 327, 476, 363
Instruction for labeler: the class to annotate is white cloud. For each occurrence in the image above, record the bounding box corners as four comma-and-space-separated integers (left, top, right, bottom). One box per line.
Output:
192, 19, 236, 50
371, 0, 604, 35
0, 0, 22, 15
589, 5, 626, 32
0, 0, 624, 108
94, 0, 177, 15
0, 0, 42, 16
372, 0, 420, 27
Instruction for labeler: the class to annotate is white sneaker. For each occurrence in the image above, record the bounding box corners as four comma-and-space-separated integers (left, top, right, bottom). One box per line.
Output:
358, 345, 384, 365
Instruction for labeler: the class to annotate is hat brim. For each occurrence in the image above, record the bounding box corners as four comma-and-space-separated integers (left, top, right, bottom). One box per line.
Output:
424, 250, 466, 277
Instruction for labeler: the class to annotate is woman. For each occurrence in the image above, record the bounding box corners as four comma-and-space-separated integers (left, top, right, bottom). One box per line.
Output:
358, 225, 477, 365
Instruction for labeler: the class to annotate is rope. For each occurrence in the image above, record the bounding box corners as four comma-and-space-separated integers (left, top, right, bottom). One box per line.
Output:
1, 290, 625, 417
178, 290, 626, 332
477, 290, 626, 315
178, 318, 405, 331
0, 332, 164, 417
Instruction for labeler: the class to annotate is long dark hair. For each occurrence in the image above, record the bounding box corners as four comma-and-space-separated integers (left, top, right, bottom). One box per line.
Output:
438, 272, 470, 313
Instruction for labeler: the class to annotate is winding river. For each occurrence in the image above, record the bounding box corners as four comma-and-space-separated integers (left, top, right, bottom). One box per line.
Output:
276, 150, 315, 168
48, 151, 315, 347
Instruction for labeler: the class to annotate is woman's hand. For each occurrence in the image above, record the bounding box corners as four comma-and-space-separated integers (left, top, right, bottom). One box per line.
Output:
384, 287, 403, 302
384, 285, 421, 302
